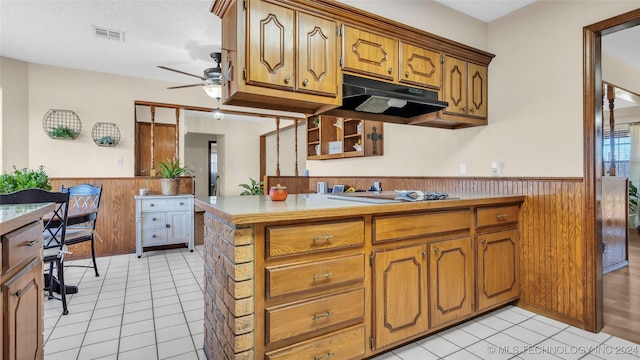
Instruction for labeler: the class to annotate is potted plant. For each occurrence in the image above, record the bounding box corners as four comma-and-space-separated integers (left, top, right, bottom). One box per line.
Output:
49, 126, 78, 139
156, 158, 194, 196
239, 178, 263, 195
0, 165, 52, 193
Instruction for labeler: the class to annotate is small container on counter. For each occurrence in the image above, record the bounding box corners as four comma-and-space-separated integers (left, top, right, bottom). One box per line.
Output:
269, 184, 288, 201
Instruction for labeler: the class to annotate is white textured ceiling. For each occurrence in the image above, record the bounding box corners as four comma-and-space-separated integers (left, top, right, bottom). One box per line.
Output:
0, 0, 637, 104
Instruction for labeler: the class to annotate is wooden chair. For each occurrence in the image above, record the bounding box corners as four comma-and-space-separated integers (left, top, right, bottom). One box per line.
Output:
61, 184, 102, 277
0, 189, 71, 315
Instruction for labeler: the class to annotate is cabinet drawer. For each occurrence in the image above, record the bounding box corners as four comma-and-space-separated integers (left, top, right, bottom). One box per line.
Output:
140, 197, 191, 211
476, 205, 520, 228
266, 220, 364, 257
141, 212, 167, 228
2, 222, 42, 275
266, 254, 364, 298
265, 288, 364, 344
374, 210, 470, 242
265, 325, 365, 360
141, 229, 168, 246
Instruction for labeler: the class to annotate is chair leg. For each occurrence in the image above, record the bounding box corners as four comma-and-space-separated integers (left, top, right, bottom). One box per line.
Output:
91, 238, 100, 277
57, 259, 68, 315
47, 263, 55, 300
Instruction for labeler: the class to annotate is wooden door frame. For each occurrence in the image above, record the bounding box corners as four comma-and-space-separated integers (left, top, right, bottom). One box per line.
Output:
583, 8, 640, 332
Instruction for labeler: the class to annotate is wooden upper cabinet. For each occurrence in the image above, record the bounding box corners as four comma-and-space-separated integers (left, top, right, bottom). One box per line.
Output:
296, 12, 338, 97
342, 25, 397, 81
399, 42, 442, 90
442, 55, 487, 120
442, 55, 467, 116
372, 245, 428, 349
468, 62, 488, 118
247, 0, 295, 89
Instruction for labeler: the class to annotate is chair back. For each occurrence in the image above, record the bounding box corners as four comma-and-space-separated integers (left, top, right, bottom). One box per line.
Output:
0, 189, 70, 249
61, 184, 102, 229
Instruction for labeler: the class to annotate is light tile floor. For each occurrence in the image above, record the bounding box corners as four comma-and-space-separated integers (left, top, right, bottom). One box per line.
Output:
44, 245, 640, 360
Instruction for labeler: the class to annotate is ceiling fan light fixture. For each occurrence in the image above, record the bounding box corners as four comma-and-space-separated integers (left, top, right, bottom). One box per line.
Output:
203, 83, 222, 99
213, 108, 224, 121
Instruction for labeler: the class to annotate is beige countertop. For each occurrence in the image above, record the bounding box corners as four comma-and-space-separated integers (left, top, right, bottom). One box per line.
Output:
0, 203, 55, 235
195, 192, 525, 225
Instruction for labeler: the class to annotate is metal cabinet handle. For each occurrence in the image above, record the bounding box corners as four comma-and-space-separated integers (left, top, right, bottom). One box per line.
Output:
312, 311, 334, 320
303, 79, 309, 86
313, 272, 333, 280
152, 235, 156, 238
311, 235, 334, 242
481, 239, 486, 245
405, 71, 409, 77
166, 224, 171, 228
421, 250, 426, 256
470, 108, 474, 113
434, 247, 440, 253
14, 289, 22, 297
152, 218, 157, 221
314, 353, 334, 360
180, 202, 184, 205
149, 203, 154, 207
284, 75, 291, 84
462, 107, 467, 111
24, 239, 39, 247
388, 68, 393, 74
496, 214, 507, 221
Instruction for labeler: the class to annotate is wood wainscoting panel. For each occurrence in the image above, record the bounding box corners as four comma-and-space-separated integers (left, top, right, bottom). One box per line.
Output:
50, 177, 194, 260
265, 175, 587, 327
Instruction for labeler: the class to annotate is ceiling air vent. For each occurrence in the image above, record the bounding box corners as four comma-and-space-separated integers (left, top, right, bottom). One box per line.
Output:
93, 26, 124, 42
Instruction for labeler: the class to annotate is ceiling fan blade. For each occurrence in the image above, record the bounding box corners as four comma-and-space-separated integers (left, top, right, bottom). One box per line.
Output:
158, 66, 206, 81
167, 83, 205, 89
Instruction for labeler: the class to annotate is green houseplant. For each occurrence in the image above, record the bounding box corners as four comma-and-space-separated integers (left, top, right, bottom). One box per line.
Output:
239, 178, 263, 195
49, 126, 78, 139
155, 158, 194, 196
0, 166, 52, 193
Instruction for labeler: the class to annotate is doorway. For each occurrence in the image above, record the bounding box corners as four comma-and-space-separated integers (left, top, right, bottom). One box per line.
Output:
209, 141, 219, 196
584, 8, 640, 334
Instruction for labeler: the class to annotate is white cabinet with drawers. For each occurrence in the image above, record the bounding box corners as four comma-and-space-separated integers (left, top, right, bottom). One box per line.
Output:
135, 194, 194, 258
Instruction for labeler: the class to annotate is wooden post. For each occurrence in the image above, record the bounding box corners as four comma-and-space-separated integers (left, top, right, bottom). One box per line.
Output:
276, 117, 281, 176
294, 119, 299, 176
607, 84, 616, 176
175, 107, 180, 160
150, 106, 155, 175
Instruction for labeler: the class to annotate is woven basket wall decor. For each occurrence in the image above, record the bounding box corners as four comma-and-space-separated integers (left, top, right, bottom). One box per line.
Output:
161, 178, 180, 196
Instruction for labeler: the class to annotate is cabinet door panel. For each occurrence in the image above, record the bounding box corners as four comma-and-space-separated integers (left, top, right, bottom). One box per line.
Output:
477, 230, 519, 311
343, 26, 397, 81
373, 245, 428, 349
442, 55, 467, 116
247, 0, 294, 89
167, 211, 191, 243
400, 42, 441, 90
467, 62, 487, 118
3, 258, 42, 360
297, 12, 337, 97
429, 237, 473, 327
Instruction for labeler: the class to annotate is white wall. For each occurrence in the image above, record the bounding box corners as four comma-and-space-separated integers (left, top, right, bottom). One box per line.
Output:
0, 57, 30, 172
184, 132, 217, 198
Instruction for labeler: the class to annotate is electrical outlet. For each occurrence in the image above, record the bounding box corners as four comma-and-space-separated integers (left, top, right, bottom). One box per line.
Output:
459, 163, 467, 175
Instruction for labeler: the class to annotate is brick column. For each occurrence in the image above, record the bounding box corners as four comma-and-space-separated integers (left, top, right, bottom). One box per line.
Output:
202, 212, 255, 360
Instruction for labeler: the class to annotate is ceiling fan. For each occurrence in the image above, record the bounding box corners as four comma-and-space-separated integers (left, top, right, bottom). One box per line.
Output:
158, 52, 224, 119
158, 52, 222, 100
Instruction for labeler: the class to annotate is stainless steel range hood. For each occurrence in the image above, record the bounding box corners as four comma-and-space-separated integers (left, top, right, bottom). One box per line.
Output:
320, 74, 448, 123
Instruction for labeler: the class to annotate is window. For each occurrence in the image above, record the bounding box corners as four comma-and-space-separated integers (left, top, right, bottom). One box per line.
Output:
603, 124, 630, 176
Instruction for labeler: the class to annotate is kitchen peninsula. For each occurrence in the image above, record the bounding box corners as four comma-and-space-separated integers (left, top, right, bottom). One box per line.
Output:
196, 192, 524, 359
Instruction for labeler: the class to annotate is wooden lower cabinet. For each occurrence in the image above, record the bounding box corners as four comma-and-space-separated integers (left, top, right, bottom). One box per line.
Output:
2, 258, 43, 360
265, 325, 365, 360
372, 245, 428, 349
476, 229, 519, 311
429, 236, 474, 327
